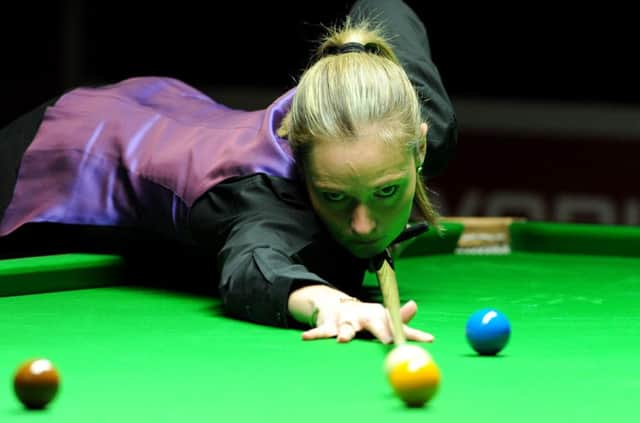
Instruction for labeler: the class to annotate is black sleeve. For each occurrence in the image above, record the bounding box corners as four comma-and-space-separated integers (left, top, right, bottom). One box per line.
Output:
188, 174, 368, 328
0, 97, 59, 221
349, 0, 458, 180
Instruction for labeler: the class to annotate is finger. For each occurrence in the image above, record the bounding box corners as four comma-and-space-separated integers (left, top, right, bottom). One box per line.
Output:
400, 300, 418, 323
404, 325, 435, 343
336, 322, 358, 343
361, 319, 393, 344
302, 325, 338, 341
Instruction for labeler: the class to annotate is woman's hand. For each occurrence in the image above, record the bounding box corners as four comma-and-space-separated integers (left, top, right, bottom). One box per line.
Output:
288, 285, 434, 343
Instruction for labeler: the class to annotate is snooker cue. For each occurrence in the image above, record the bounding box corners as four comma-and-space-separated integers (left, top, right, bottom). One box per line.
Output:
376, 258, 406, 345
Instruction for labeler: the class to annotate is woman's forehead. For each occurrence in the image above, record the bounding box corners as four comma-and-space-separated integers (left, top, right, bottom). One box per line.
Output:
307, 136, 413, 185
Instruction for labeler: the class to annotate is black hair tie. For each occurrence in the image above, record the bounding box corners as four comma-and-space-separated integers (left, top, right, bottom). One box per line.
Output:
324, 42, 381, 57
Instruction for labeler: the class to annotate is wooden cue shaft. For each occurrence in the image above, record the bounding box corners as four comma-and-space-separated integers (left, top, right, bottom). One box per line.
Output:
376, 258, 406, 345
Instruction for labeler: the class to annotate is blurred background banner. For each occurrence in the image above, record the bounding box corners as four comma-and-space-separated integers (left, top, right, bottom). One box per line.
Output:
429, 99, 640, 225
2, 1, 638, 225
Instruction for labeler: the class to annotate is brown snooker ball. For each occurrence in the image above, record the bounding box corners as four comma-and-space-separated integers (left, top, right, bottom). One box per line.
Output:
13, 358, 60, 409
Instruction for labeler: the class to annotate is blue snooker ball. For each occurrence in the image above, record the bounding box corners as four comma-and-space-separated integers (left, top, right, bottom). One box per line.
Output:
465, 308, 511, 355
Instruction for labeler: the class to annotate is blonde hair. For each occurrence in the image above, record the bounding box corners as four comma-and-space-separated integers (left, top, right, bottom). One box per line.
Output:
277, 17, 439, 227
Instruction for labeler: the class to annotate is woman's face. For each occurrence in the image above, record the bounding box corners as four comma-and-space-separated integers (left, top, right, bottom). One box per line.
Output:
304, 125, 426, 259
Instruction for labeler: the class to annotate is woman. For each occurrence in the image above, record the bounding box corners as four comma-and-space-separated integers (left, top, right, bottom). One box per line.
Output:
0, 0, 457, 343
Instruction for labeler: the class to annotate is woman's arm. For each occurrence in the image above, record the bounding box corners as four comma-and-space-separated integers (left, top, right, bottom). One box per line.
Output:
190, 174, 339, 327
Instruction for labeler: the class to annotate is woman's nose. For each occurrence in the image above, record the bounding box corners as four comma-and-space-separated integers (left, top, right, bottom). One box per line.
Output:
350, 204, 376, 235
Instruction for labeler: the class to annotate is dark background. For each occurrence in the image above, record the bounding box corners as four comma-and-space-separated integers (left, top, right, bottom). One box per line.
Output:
2, 1, 638, 224
2, 1, 639, 126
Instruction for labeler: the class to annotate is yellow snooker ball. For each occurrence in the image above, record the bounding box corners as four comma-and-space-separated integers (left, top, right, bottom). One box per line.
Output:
385, 344, 440, 407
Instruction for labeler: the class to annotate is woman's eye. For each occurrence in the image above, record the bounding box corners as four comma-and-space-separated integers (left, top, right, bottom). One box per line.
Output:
323, 192, 346, 202
375, 185, 398, 198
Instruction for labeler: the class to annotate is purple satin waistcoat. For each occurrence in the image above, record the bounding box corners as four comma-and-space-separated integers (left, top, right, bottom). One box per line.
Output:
0, 77, 297, 241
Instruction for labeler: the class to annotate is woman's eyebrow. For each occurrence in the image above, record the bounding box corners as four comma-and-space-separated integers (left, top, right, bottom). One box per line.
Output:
312, 171, 409, 191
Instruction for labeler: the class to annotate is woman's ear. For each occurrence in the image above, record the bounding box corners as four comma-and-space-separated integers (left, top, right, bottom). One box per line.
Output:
417, 122, 428, 164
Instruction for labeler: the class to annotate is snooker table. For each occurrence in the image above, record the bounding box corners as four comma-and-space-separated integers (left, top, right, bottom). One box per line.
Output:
1, 221, 639, 422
